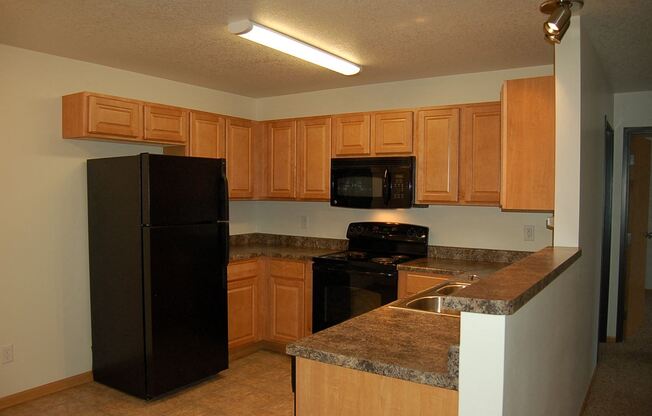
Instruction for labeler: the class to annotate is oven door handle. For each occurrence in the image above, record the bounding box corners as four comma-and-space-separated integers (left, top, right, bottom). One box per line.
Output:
383, 168, 391, 206
313, 267, 396, 278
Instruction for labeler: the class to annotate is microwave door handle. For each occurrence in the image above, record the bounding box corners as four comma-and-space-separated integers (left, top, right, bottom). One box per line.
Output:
383, 168, 390, 205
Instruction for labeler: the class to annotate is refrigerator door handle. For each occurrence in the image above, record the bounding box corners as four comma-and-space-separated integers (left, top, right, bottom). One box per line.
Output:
219, 222, 230, 290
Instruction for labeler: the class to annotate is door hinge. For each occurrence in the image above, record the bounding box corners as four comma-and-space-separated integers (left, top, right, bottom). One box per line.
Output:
629, 154, 636, 166
627, 232, 632, 246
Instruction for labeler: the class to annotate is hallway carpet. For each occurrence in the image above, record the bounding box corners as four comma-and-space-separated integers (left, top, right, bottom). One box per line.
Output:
583, 291, 652, 415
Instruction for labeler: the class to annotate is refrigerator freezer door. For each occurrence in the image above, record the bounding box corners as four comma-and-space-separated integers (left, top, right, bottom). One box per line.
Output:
141, 154, 228, 226
143, 223, 229, 398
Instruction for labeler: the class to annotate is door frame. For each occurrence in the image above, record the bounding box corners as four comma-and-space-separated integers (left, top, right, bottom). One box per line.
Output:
616, 126, 652, 341
598, 118, 613, 343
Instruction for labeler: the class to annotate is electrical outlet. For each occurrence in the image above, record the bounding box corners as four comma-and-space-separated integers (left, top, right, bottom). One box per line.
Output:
524, 225, 535, 242
1, 344, 14, 364
300, 215, 308, 230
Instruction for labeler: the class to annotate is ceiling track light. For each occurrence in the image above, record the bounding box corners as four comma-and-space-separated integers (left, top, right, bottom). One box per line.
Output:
539, 0, 583, 43
228, 20, 361, 76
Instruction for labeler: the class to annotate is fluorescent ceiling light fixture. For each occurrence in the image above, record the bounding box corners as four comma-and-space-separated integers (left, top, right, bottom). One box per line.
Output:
228, 20, 360, 76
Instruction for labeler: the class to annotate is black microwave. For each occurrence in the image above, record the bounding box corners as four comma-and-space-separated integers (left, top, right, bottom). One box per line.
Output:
330, 156, 415, 209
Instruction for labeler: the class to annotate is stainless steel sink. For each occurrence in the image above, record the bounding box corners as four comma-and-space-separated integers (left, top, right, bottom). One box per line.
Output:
404, 295, 445, 313
390, 281, 471, 315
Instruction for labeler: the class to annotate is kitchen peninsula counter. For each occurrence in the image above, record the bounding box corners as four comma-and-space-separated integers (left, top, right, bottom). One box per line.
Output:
287, 246, 581, 391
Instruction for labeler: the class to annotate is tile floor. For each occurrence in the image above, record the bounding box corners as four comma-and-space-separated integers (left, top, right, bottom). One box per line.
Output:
0, 350, 294, 416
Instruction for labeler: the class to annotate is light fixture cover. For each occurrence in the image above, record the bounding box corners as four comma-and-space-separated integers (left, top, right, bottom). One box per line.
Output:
228, 20, 361, 76
544, 4, 571, 35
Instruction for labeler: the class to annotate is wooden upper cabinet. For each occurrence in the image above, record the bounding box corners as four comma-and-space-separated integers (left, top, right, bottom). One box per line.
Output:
189, 111, 225, 159
267, 120, 297, 199
144, 104, 188, 144
460, 103, 501, 205
416, 107, 460, 203
501, 76, 555, 211
63, 92, 143, 140
297, 117, 331, 201
226, 117, 254, 199
332, 114, 371, 156
373, 111, 413, 155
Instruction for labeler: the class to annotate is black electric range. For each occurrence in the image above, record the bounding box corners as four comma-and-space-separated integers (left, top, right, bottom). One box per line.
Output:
311, 222, 429, 332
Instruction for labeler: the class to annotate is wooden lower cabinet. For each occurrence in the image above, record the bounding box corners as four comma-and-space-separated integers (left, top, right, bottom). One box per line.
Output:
227, 257, 309, 351
227, 259, 261, 349
398, 271, 450, 298
296, 358, 458, 416
268, 259, 306, 343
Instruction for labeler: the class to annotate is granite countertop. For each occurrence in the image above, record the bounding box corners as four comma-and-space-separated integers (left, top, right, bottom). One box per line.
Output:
287, 305, 461, 390
442, 246, 581, 315
287, 246, 581, 390
229, 244, 336, 261
398, 257, 509, 278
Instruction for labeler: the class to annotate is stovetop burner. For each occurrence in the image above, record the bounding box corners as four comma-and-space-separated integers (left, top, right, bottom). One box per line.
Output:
313, 222, 429, 270
317, 251, 418, 267
371, 257, 394, 265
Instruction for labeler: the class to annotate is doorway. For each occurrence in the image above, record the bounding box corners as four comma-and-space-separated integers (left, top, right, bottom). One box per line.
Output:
616, 127, 652, 341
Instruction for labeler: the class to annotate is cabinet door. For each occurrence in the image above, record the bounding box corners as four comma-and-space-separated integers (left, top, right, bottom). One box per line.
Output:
268, 260, 305, 343
398, 272, 450, 298
332, 114, 371, 156
416, 108, 460, 203
88, 95, 143, 139
226, 118, 254, 199
460, 103, 501, 205
144, 104, 188, 144
190, 111, 225, 159
227, 260, 260, 349
373, 111, 413, 154
267, 120, 297, 199
501, 76, 555, 211
297, 117, 331, 201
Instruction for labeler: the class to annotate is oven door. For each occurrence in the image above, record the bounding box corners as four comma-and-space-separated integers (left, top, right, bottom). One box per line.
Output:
312, 263, 398, 333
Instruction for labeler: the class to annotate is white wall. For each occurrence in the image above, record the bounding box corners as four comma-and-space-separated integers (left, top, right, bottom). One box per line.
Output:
0, 44, 256, 398
502, 261, 587, 416
253, 65, 556, 251
609, 91, 652, 326
250, 201, 551, 251
459, 17, 610, 415
256, 65, 553, 120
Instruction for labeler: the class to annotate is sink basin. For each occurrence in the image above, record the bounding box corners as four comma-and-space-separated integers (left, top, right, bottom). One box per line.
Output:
390, 281, 471, 315
405, 296, 445, 313
434, 283, 469, 295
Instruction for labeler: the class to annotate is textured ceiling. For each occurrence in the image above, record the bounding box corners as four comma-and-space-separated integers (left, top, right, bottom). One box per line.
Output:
0, 0, 648, 97
581, 0, 652, 93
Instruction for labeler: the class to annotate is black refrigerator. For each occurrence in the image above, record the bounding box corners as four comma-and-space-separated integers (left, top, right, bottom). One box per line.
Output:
87, 153, 229, 399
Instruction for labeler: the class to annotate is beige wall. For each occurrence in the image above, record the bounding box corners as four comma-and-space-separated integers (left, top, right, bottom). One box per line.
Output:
256, 65, 553, 120
0, 44, 257, 398
0, 43, 556, 399
460, 17, 612, 415
251, 65, 556, 251
249, 201, 551, 251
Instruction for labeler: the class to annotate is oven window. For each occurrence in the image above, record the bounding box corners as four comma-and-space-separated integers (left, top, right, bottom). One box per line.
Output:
313, 266, 397, 332
324, 286, 382, 324
336, 175, 384, 198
